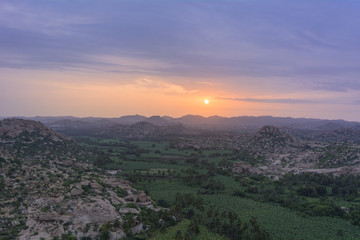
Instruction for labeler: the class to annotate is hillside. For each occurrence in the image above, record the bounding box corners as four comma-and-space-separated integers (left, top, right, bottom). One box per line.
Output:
0, 119, 170, 239
0, 118, 89, 163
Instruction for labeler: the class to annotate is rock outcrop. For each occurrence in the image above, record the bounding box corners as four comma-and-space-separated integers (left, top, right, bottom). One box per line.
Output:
0, 119, 164, 239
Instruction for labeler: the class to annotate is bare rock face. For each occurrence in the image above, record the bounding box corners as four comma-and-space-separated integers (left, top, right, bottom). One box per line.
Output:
72, 198, 119, 227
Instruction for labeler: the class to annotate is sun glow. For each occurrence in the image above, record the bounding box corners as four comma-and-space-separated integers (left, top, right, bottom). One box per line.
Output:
204, 99, 209, 104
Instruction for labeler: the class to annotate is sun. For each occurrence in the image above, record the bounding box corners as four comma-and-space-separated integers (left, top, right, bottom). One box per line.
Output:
204, 99, 209, 104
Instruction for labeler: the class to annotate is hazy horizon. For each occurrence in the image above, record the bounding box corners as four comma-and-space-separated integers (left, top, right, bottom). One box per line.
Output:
1, 113, 359, 123
1, 1, 360, 121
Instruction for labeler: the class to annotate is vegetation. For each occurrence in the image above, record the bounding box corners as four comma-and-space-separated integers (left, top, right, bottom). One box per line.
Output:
3, 118, 360, 239
76, 137, 360, 240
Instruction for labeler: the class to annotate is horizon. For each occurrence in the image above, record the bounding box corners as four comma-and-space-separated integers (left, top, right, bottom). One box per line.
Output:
1, 113, 359, 123
1, 1, 360, 121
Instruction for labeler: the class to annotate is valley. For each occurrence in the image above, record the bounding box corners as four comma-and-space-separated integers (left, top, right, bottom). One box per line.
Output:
75, 136, 360, 240
2, 117, 360, 239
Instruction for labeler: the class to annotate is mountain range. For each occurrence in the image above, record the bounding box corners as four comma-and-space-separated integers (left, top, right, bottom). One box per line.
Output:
3, 114, 360, 133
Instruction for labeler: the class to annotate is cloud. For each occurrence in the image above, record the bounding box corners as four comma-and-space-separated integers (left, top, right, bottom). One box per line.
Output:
218, 97, 318, 104
1, 0, 360, 93
134, 78, 198, 95
196, 81, 215, 86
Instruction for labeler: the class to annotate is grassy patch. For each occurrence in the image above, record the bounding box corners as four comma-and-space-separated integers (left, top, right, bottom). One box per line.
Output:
150, 219, 228, 240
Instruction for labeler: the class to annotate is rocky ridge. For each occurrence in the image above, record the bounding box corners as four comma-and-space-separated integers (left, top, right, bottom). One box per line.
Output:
0, 118, 89, 163
0, 119, 168, 239
174, 125, 360, 177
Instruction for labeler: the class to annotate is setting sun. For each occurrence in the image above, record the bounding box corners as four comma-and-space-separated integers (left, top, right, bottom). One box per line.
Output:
204, 99, 209, 104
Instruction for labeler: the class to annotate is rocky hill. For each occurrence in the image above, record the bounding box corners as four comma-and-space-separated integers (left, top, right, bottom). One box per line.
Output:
173, 125, 360, 177
0, 118, 62, 139
0, 118, 90, 163
0, 119, 169, 239
250, 125, 295, 153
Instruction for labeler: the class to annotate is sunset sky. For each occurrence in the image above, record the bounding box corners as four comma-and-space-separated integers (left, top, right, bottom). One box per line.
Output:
1, 0, 360, 120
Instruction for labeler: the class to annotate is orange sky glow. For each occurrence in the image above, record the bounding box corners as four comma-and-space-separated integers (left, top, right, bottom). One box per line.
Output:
2, 1, 360, 121
1, 66, 359, 120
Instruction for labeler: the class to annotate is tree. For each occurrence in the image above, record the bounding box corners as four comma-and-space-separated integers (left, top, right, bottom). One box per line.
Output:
316, 186, 327, 196
99, 228, 110, 240
175, 230, 183, 240
0, 176, 4, 191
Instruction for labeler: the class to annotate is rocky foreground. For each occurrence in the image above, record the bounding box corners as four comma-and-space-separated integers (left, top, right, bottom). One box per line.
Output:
0, 119, 168, 239
15, 170, 159, 239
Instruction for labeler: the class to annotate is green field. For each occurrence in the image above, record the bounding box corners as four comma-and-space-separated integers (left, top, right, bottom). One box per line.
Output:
78, 137, 360, 240
150, 219, 228, 240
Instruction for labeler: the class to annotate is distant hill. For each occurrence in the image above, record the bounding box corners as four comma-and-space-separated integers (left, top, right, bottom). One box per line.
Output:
170, 115, 360, 131
113, 114, 148, 125
6, 114, 360, 138
0, 118, 90, 162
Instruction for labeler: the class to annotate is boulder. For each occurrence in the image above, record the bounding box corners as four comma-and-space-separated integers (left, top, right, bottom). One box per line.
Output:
90, 180, 103, 192
124, 195, 134, 202
71, 187, 84, 196
119, 208, 139, 214
72, 198, 119, 224
132, 223, 144, 234
110, 231, 126, 240
135, 191, 151, 203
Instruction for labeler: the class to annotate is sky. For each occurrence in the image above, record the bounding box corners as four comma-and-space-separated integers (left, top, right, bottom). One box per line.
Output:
1, 0, 360, 121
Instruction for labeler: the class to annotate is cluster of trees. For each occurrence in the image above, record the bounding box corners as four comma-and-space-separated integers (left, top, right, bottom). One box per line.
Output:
172, 193, 270, 240
234, 172, 360, 226
229, 149, 258, 165
92, 150, 113, 168
0, 176, 4, 191
181, 169, 225, 193
0, 156, 5, 168
280, 172, 360, 199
